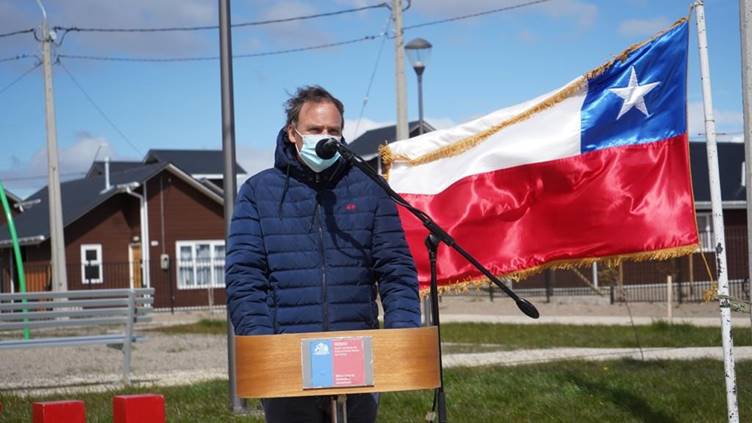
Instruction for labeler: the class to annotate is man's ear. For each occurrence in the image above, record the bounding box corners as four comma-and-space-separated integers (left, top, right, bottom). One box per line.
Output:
287, 124, 297, 144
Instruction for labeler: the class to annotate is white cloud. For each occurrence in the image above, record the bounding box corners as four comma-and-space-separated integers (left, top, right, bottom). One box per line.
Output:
538, 0, 597, 28
410, 0, 597, 28
235, 145, 275, 178
618, 17, 671, 38
343, 117, 392, 142
0, 0, 216, 57
725, 133, 744, 143
257, 1, 330, 46
687, 101, 744, 140
0, 132, 117, 198
426, 117, 458, 130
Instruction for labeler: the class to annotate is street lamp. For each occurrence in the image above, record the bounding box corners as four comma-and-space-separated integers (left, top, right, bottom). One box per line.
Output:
405, 37, 432, 135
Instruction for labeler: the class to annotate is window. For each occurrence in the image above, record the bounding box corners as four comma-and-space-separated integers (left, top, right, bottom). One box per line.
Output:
176, 241, 225, 289
696, 212, 713, 252
80, 244, 103, 284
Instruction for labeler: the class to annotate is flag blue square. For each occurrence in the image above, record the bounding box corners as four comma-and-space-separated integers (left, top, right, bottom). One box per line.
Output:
580, 21, 688, 153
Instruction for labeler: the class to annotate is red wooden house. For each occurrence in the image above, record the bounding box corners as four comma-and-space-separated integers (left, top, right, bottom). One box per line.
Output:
0, 150, 246, 309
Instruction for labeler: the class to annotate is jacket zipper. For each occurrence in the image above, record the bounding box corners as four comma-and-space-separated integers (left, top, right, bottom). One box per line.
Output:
317, 201, 329, 331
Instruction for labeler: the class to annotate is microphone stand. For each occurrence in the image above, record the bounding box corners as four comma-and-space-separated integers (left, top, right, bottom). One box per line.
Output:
329, 140, 540, 423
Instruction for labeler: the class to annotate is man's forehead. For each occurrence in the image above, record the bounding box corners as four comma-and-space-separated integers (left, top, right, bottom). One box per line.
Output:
298, 101, 342, 125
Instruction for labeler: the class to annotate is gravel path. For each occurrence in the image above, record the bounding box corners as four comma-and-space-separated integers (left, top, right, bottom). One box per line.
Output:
2, 300, 750, 396
3, 330, 751, 397
0, 333, 228, 397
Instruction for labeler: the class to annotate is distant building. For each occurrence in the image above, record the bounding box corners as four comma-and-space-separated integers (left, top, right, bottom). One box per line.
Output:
0, 149, 245, 310
0, 189, 22, 228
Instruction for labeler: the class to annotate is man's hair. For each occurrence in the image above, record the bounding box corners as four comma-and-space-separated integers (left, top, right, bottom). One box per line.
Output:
285, 85, 345, 129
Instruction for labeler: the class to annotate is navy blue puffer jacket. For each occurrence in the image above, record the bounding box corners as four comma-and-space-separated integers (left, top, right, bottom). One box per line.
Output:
225, 129, 421, 335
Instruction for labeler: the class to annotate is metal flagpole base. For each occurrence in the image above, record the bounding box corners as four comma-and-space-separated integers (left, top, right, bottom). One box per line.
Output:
330, 395, 347, 423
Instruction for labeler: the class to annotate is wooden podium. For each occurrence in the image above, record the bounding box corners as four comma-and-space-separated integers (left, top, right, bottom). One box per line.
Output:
235, 326, 440, 398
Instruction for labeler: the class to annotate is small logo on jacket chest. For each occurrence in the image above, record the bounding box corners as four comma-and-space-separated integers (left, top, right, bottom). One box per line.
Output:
345, 203, 357, 211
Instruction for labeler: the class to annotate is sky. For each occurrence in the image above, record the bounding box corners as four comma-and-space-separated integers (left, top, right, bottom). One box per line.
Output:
0, 0, 745, 198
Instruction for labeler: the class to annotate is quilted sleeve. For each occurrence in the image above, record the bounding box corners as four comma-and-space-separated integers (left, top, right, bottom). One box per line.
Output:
225, 181, 274, 335
371, 189, 421, 328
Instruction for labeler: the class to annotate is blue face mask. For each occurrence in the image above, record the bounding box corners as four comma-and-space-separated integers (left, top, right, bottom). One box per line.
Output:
294, 129, 341, 173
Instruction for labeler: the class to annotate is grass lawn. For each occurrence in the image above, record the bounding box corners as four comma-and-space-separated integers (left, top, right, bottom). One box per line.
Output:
1, 359, 750, 422
151, 319, 752, 350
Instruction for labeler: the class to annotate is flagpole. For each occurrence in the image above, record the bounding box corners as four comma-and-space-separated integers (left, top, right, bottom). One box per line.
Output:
693, 2, 739, 422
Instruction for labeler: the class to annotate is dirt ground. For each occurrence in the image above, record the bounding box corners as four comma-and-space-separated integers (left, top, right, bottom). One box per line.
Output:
434, 295, 752, 326
145, 295, 752, 327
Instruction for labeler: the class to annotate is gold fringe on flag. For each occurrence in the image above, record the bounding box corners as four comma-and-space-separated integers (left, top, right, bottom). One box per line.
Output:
382, 17, 689, 179
418, 243, 698, 296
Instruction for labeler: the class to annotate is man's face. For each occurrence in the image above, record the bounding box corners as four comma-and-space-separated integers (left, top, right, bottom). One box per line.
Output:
287, 101, 343, 152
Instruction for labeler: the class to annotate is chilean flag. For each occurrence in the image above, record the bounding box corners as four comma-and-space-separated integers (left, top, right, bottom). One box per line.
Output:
383, 19, 698, 290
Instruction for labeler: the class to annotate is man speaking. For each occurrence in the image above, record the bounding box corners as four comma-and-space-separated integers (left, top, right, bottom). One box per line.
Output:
225, 85, 421, 422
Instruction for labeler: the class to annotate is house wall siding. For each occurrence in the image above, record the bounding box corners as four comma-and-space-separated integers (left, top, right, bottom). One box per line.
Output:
64, 194, 140, 290
146, 173, 226, 309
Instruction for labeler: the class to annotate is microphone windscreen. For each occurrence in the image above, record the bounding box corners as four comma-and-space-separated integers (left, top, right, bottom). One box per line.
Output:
315, 138, 338, 159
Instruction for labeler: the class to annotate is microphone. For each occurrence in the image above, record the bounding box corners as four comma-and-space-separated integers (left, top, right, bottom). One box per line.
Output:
315, 137, 340, 160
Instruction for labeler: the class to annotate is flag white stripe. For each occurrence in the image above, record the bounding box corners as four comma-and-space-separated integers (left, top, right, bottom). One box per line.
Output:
388, 78, 588, 195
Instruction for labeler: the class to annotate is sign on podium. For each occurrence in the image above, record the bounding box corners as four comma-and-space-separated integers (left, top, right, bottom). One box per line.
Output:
235, 326, 440, 398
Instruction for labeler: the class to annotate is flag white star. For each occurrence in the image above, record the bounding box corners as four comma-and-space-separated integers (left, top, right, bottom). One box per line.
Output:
608, 66, 661, 120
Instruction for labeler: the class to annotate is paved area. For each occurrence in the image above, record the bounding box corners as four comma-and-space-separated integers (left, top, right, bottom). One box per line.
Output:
436, 296, 752, 327
1, 297, 750, 397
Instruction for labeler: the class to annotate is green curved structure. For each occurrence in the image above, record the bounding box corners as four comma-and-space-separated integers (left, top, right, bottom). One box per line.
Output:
0, 181, 29, 339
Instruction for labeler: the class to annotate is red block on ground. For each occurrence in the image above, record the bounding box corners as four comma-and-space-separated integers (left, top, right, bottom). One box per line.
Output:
113, 394, 165, 423
32, 400, 86, 423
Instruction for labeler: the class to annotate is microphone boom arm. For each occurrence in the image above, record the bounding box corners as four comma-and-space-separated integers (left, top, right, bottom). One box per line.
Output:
333, 140, 540, 319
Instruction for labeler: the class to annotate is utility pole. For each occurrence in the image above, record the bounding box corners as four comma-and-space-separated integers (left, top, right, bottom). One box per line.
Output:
392, 0, 409, 141
37, 0, 68, 292
739, 0, 752, 341
218, 0, 246, 414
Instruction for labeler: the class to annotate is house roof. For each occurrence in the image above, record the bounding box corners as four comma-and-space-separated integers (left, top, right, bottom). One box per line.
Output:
0, 163, 223, 246
2, 189, 22, 205
689, 141, 745, 207
143, 149, 246, 176
85, 161, 143, 178
347, 121, 435, 159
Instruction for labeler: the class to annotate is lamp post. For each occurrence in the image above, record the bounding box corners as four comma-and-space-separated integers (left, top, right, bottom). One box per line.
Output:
405, 37, 434, 329
405, 38, 432, 135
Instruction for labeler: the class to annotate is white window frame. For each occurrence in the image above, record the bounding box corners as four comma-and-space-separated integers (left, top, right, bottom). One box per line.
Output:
80, 244, 103, 284
175, 240, 225, 290
696, 212, 714, 252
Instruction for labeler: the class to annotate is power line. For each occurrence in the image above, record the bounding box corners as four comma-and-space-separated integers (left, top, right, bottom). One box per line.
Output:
57, 60, 143, 156
57, 35, 381, 63
49, 0, 549, 64
53, 3, 388, 33
353, 16, 392, 140
0, 62, 41, 97
0, 54, 35, 64
0, 28, 34, 39
2, 171, 86, 182
403, 0, 552, 30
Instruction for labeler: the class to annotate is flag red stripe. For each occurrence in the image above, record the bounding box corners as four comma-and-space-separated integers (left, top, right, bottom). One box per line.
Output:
398, 134, 697, 288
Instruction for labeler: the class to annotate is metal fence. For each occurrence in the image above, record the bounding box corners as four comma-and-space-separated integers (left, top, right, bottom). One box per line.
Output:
456, 279, 750, 304
2, 258, 751, 308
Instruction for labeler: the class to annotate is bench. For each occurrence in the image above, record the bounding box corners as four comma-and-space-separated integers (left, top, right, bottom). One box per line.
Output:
0, 288, 154, 384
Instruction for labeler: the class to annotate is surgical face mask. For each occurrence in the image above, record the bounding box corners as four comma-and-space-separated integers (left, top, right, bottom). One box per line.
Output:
294, 128, 341, 173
